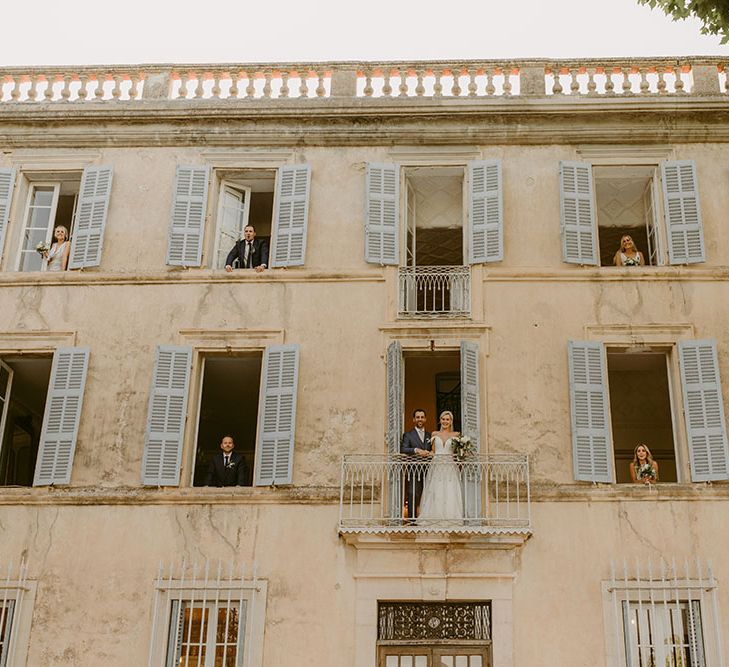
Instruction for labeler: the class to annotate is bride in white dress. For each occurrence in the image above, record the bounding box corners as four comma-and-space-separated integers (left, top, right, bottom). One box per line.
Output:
418, 411, 463, 525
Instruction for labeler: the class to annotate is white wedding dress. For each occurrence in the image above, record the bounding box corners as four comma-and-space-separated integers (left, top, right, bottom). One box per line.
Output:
417, 436, 464, 525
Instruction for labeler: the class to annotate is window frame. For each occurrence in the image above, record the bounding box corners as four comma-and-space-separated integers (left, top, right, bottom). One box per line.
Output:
212, 182, 253, 270
0, 566, 34, 667
14, 181, 61, 272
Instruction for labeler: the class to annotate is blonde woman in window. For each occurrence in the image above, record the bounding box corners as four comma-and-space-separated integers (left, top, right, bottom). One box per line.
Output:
614, 234, 644, 266
43, 226, 70, 272
630, 443, 658, 484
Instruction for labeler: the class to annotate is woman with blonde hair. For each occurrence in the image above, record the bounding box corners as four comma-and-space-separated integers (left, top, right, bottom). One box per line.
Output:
43, 226, 70, 272
614, 235, 645, 267
629, 443, 658, 484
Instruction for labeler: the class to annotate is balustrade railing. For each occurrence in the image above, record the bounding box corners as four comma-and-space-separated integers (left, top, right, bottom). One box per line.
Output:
338, 454, 531, 534
399, 265, 470, 317
0, 58, 726, 104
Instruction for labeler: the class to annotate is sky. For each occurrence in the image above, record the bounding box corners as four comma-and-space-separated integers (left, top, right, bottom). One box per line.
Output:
3, 0, 728, 65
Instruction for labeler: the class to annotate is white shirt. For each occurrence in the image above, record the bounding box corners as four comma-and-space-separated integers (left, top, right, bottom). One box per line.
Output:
415, 428, 425, 442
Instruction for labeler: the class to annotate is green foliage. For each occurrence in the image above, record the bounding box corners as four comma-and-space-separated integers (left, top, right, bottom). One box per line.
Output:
638, 0, 729, 43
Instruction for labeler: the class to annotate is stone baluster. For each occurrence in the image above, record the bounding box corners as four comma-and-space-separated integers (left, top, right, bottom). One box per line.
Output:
382, 70, 393, 97
129, 72, 141, 100
413, 70, 424, 97
639, 67, 650, 94
467, 69, 477, 97
262, 71, 272, 98
621, 68, 632, 95
316, 72, 326, 97
657, 67, 667, 94
298, 72, 309, 98
569, 68, 580, 95
485, 69, 496, 96
604, 68, 615, 95
399, 70, 408, 97
111, 73, 122, 99
77, 73, 90, 100
246, 72, 256, 99
433, 70, 443, 98
279, 71, 289, 98
451, 69, 461, 96
194, 72, 205, 99
362, 70, 373, 97
586, 68, 597, 95
177, 72, 188, 99
551, 68, 563, 95
27, 74, 39, 101
60, 75, 72, 101
211, 71, 222, 99
503, 68, 512, 96
226, 71, 238, 99
673, 66, 685, 94
44, 75, 55, 101
93, 72, 105, 99
9, 76, 20, 102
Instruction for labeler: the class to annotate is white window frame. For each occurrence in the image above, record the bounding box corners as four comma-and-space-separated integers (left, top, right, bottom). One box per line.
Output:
0, 562, 34, 667
15, 182, 61, 272
212, 182, 252, 269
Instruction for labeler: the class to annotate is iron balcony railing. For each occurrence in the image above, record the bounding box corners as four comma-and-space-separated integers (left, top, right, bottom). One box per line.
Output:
338, 454, 531, 535
398, 265, 471, 317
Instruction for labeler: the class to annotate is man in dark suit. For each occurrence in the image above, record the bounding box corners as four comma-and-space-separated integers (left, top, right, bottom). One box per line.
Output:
400, 408, 432, 519
205, 435, 247, 487
224, 224, 269, 273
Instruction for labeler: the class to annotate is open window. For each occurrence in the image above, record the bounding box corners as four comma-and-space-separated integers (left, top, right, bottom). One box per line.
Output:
166, 164, 310, 268
0, 348, 89, 487
568, 340, 729, 483
560, 160, 705, 266
142, 344, 300, 488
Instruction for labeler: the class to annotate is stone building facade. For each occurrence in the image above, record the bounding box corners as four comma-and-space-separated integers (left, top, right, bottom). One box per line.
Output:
0, 58, 728, 666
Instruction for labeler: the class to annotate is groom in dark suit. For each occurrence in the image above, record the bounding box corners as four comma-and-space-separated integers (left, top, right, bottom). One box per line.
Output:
400, 409, 432, 519
205, 435, 247, 487
224, 224, 269, 273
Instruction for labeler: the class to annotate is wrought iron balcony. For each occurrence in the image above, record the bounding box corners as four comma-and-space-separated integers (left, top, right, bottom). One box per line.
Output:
398, 265, 470, 317
338, 454, 531, 538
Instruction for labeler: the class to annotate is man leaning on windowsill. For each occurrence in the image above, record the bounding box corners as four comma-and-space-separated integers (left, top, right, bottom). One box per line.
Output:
225, 224, 269, 273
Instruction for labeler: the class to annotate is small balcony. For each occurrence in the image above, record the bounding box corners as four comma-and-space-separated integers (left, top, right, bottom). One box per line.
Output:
339, 454, 531, 545
398, 265, 471, 318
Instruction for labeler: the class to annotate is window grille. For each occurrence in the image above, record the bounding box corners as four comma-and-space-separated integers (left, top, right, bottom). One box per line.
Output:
607, 558, 724, 667
378, 602, 491, 641
0, 560, 28, 667
148, 560, 260, 667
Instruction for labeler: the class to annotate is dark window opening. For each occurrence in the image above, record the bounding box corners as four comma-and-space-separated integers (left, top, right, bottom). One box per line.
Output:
0, 356, 52, 486
193, 354, 262, 487
404, 352, 461, 434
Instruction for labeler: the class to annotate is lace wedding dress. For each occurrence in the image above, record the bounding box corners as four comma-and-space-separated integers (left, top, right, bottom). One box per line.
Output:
417, 436, 464, 525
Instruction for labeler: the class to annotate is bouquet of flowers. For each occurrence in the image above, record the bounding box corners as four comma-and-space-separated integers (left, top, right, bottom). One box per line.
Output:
451, 435, 475, 461
623, 256, 640, 266
637, 463, 656, 481
36, 241, 50, 255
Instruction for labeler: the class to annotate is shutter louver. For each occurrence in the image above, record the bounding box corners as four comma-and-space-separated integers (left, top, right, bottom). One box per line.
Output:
68, 166, 114, 269
166, 166, 210, 266
33, 347, 90, 486
568, 341, 613, 482
141, 346, 192, 486
365, 163, 399, 265
271, 164, 311, 267
679, 340, 729, 481
560, 161, 598, 265
0, 168, 16, 262
254, 345, 299, 486
662, 160, 705, 264
468, 160, 503, 264
460, 341, 481, 449
386, 341, 403, 454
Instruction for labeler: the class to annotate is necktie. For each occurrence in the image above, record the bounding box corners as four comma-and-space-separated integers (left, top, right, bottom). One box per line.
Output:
245, 241, 253, 268
224, 455, 230, 467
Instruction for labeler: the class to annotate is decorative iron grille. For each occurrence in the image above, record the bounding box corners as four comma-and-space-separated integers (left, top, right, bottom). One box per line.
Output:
378, 602, 491, 641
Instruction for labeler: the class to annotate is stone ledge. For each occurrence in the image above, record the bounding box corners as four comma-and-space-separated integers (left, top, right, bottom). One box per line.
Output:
530, 481, 729, 501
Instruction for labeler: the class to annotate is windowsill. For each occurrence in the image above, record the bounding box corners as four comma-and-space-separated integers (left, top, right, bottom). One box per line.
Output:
0, 484, 341, 505
531, 481, 729, 501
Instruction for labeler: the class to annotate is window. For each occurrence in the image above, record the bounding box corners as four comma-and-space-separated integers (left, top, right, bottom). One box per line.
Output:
0, 348, 89, 487
165, 164, 311, 268
141, 344, 300, 487
568, 339, 729, 483
560, 159, 705, 266
149, 561, 266, 667
0, 560, 31, 667
366, 161, 502, 317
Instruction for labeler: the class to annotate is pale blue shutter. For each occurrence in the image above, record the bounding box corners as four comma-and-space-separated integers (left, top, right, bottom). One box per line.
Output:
68, 166, 114, 269
560, 161, 598, 265
166, 166, 210, 266
141, 346, 192, 486
662, 160, 705, 264
461, 340, 482, 521
33, 347, 90, 486
271, 164, 311, 267
0, 168, 16, 263
568, 341, 613, 482
468, 160, 503, 264
386, 341, 403, 519
678, 340, 729, 481
365, 163, 399, 265
254, 344, 300, 486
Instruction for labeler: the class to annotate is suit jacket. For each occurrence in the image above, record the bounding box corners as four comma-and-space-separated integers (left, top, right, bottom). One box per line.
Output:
225, 238, 269, 269
400, 429, 432, 456
205, 451, 247, 487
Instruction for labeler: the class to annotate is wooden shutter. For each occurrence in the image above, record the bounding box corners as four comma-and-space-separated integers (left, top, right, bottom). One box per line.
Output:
254, 345, 300, 486
68, 166, 114, 269
568, 341, 613, 482
141, 346, 192, 486
661, 160, 705, 264
166, 166, 210, 266
678, 340, 729, 481
468, 160, 503, 264
460, 340, 481, 449
365, 163, 399, 265
560, 161, 598, 265
271, 164, 311, 267
33, 347, 90, 486
0, 168, 16, 263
